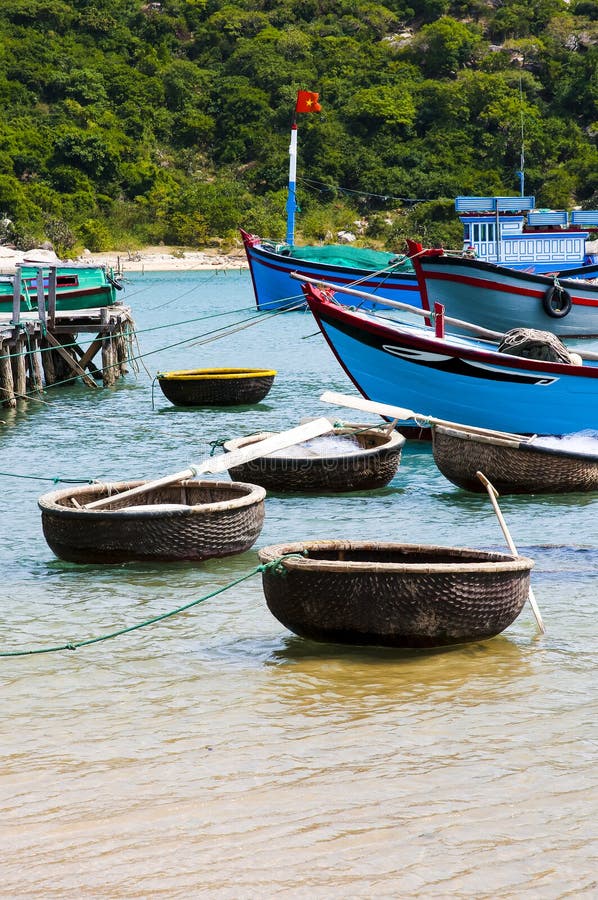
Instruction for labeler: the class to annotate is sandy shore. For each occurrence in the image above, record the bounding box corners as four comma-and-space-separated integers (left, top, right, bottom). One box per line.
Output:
0, 244, 249, 273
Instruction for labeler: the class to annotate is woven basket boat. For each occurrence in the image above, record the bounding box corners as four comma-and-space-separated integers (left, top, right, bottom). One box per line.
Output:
39, 479, 266, 563
432, 425, 598, 494
223, 425, 405, 492
157, 367, 276, 406
258, 540, 533, 648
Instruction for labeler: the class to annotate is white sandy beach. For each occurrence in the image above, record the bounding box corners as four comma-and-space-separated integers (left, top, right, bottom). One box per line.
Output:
0, 243, 249, 274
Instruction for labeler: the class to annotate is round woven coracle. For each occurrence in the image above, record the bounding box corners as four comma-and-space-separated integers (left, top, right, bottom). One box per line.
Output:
223, 425, 405, 492
432, 425, 598, 494
157, 368, 276, 406
39, 479, 266, 563
258, 540, 533, 648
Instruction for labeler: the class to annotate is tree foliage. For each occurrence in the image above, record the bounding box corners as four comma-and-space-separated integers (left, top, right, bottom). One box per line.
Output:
0, 0, 595, 251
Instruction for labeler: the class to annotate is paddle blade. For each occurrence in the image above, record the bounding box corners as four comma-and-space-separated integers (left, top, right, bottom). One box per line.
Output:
320, 390, 416, 422
197, 416, 335, 474
83, 418, 335, 511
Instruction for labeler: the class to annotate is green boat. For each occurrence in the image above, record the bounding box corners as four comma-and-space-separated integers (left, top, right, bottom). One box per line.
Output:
0, 264, 123, 312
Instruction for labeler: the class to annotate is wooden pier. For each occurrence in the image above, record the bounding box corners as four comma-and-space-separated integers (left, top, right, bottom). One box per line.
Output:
0, 268, 134, 408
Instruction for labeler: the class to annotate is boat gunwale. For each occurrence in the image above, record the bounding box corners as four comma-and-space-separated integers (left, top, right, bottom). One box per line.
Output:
305, 287, 598, 379
435, 424, 598, 463
157, 368, 277, 382
258, 540, 534, 575
416, 251, 598, 292
223, 426, 406, 460
38, 479, 267, 518
244, 235, 417, 282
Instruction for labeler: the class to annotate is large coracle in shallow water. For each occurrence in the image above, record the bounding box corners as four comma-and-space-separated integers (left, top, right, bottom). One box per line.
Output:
38, 478, 266, 563
258, 539, 533, 647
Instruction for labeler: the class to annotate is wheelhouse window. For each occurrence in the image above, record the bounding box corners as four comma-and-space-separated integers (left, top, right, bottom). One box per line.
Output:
472, 223, 495, 243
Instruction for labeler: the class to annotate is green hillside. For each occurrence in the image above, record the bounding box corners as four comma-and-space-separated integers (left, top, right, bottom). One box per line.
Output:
0, 0, 596, 254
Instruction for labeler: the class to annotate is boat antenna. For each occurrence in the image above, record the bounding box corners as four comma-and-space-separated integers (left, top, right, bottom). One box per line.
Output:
286, 90, 322, 246
517, 77, 525, 198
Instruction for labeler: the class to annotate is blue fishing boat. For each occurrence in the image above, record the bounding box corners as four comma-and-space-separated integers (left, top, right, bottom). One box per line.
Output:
241, 228, 419, 312
302, 282, 598, 435
243, 93, 598, 312
409, 244, 598, 338
242, 96, 598, 313
454, 196, 598, 273
244, 197, 598, 314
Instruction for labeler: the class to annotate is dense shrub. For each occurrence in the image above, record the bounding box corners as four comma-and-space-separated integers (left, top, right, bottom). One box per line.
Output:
0, 0, 595, 250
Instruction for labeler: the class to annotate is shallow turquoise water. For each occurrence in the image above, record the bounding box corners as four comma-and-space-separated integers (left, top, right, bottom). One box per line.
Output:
1, 270, 596, 897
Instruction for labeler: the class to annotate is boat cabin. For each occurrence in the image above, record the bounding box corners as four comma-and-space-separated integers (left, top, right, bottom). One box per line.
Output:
456, 196, 598, 272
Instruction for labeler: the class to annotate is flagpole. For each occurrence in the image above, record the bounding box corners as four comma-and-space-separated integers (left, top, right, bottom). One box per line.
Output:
286, 112, 298, 246
286, 91, 320, 246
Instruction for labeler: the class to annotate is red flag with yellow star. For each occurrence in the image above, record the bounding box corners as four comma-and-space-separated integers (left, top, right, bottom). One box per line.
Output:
295, 90, 321, 113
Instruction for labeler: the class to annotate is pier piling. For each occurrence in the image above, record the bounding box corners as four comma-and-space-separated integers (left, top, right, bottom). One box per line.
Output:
0, 268, 135, 407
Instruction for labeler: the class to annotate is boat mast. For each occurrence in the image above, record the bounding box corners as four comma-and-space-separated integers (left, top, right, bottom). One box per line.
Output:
286, 113, 298, 246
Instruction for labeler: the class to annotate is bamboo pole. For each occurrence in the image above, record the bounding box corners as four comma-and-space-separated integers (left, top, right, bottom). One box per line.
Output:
320, 391, 532, 443
84, 418, 335, 510
291, 273, 504, 341
11, 269, 22, 325
477, 471, 545, 634
37, 267, 47, 329
47, 266, 57, 331
100, 308, 116, 386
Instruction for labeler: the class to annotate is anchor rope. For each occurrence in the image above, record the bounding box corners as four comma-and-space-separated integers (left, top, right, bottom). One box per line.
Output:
0, 305, 256, 363
0, 470, 96, 483
0, 554, 305, 658
0, 301, 301, 403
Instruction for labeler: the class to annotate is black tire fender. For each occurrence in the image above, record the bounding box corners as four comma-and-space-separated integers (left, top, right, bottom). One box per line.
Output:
542, 284, 572, 318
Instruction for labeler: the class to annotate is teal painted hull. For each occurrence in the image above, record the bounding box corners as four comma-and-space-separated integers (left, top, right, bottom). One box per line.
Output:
0, 265, 121, 312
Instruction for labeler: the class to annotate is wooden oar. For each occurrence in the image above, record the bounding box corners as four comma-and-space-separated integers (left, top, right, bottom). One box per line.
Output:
84, 418, 335, 510
476, 471, 545, 635
319, 390, 531, 444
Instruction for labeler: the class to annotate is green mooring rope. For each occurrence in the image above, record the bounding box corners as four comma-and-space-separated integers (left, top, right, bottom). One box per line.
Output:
0, 471, 96, 484
0, 554, 304, 658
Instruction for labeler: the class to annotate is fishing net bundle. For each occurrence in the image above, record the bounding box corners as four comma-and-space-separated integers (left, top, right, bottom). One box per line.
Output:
498, 327, 579, 364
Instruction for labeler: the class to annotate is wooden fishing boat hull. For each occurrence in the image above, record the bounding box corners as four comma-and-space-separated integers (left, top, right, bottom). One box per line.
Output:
157, 367, 276, 406
411, 250, 598, 338
38, 479, 266, 563
258, 540, 533, 648
241, 229, 420, 312
0, 265, 121, 312
303, 284, 598, 435
223, 425, 405, 492
432, 425, 598, 494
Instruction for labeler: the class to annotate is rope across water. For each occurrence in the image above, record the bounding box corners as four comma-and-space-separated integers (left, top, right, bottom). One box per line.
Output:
0, 554, 305, 658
